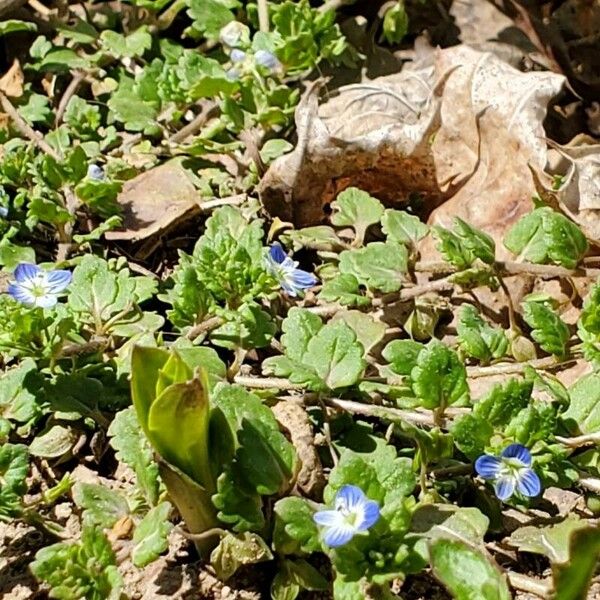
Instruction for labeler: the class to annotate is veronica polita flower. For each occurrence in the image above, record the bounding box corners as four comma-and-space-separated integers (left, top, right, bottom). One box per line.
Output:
8, 263, 72, 309
475, 443, 541, 501
254, 50, 281, 72
313, 485, 380, 548
265, 243, 317, 296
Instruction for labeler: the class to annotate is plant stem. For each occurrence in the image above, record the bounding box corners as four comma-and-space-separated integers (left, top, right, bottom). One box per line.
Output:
0, 90, 61, 160
257, 0, 269, 32
466, 355, 577, 378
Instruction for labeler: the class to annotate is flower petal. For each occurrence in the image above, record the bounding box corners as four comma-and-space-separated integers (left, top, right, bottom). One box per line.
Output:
516, 469, 541, 497
269, 244, 287, 264
355, 500, 380, 531
34, 294, 58, 309
335, 485, 367, 512
494, 475, 516, 501
323, 523, 356, 548
313, 509, 345, 528
13, 263, 40, 283
8, 283, 36, 306
501, 444, 532, 467
474, 455, 502, 479
289, 269, 317, 289
45, 270, 72, 293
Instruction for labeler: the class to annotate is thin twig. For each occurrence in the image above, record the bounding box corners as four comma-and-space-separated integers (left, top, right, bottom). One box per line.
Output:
507, 572, 552, 598
233, 375, 306, 390
168, 101, 218, 144
186, 316, 224, 342
257, 0, 269, 32
325, 398, 468, 427
55, 71, 86, 126
199, 194, 247, 211
466, 356, 576, 378
0, 90, 61, 161
176, 526, 227, 542
415, 260, 599, 279
556, 432, 600, 448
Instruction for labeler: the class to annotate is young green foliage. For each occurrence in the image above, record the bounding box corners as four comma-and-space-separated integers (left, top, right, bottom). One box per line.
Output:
263, 308, 367, 391
504, 206, 588, 269
30, 524, 123, 600
522, 297, 570, 358
338, 242, 408, 293
457, 305, 508, 364
330, 187, 384, 246
433, 218, 495, 270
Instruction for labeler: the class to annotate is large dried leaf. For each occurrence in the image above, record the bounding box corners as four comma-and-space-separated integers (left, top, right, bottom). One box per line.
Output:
260, 45, 564, 259
104, 162, 201, 244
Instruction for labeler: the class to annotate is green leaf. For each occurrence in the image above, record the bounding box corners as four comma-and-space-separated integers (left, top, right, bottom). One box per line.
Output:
522, 299, 569, 357
429, 539, 511, 600
434, 219, 495, 269
381, 1, 409, 44
0, 443, 28, 519
211, 384, 297, 496
562, 373, 600, 435
457, 305, 508, 364
330, 187, 384, 245
30, 524, 123, 600
504, 206, 588, 269
210, 531, 273, 581
381, 208, 428, 248
107, 86, 158, 133
263, 308, 366, 391
132, 502, 173, 567
73, 483, 129, 529
108, 408, 160, 506
0, 20, 37, 36
100, 27, 152, 58
331, 311, 385, 354
508, 515, 588, 564
68, 255, 156, 328
319, 273, 369, 307
339, 242, 408, 293
260, 139, 293, 164
382, 339, 424, 376
186, 0, 237, 39
281, 226, 344, 252
0, 359, 44, 428
411, 340, 470, 410
28, 424, 78, 459
273, 497, 321, 555
271, 559, 328, 600
553, 527, 600, 600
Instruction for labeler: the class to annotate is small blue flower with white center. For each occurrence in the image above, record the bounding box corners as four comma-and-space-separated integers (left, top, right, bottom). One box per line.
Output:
254, 50, 281, 71
87, 164, 106, 181
475, 443, 541, 501
313, 485, 380, 548
8, 263, 72, 309
0, 206, 8, 218
264, 243, 317, 296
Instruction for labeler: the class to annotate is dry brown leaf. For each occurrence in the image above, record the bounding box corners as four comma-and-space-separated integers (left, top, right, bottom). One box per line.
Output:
261, 44, 564, 259
104, 162, 201, 243
0, 59, 24, 98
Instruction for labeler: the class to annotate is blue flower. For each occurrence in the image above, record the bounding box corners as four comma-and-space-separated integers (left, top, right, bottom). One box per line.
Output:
225, 68, 241, 82
8, 263, 72, 308
87, 164, 106, 181
230, 48, 246, 63
255, 50, 281, 71
475, 444, 541, 501
313, 485, 380, 548
264, 243, 317, 296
